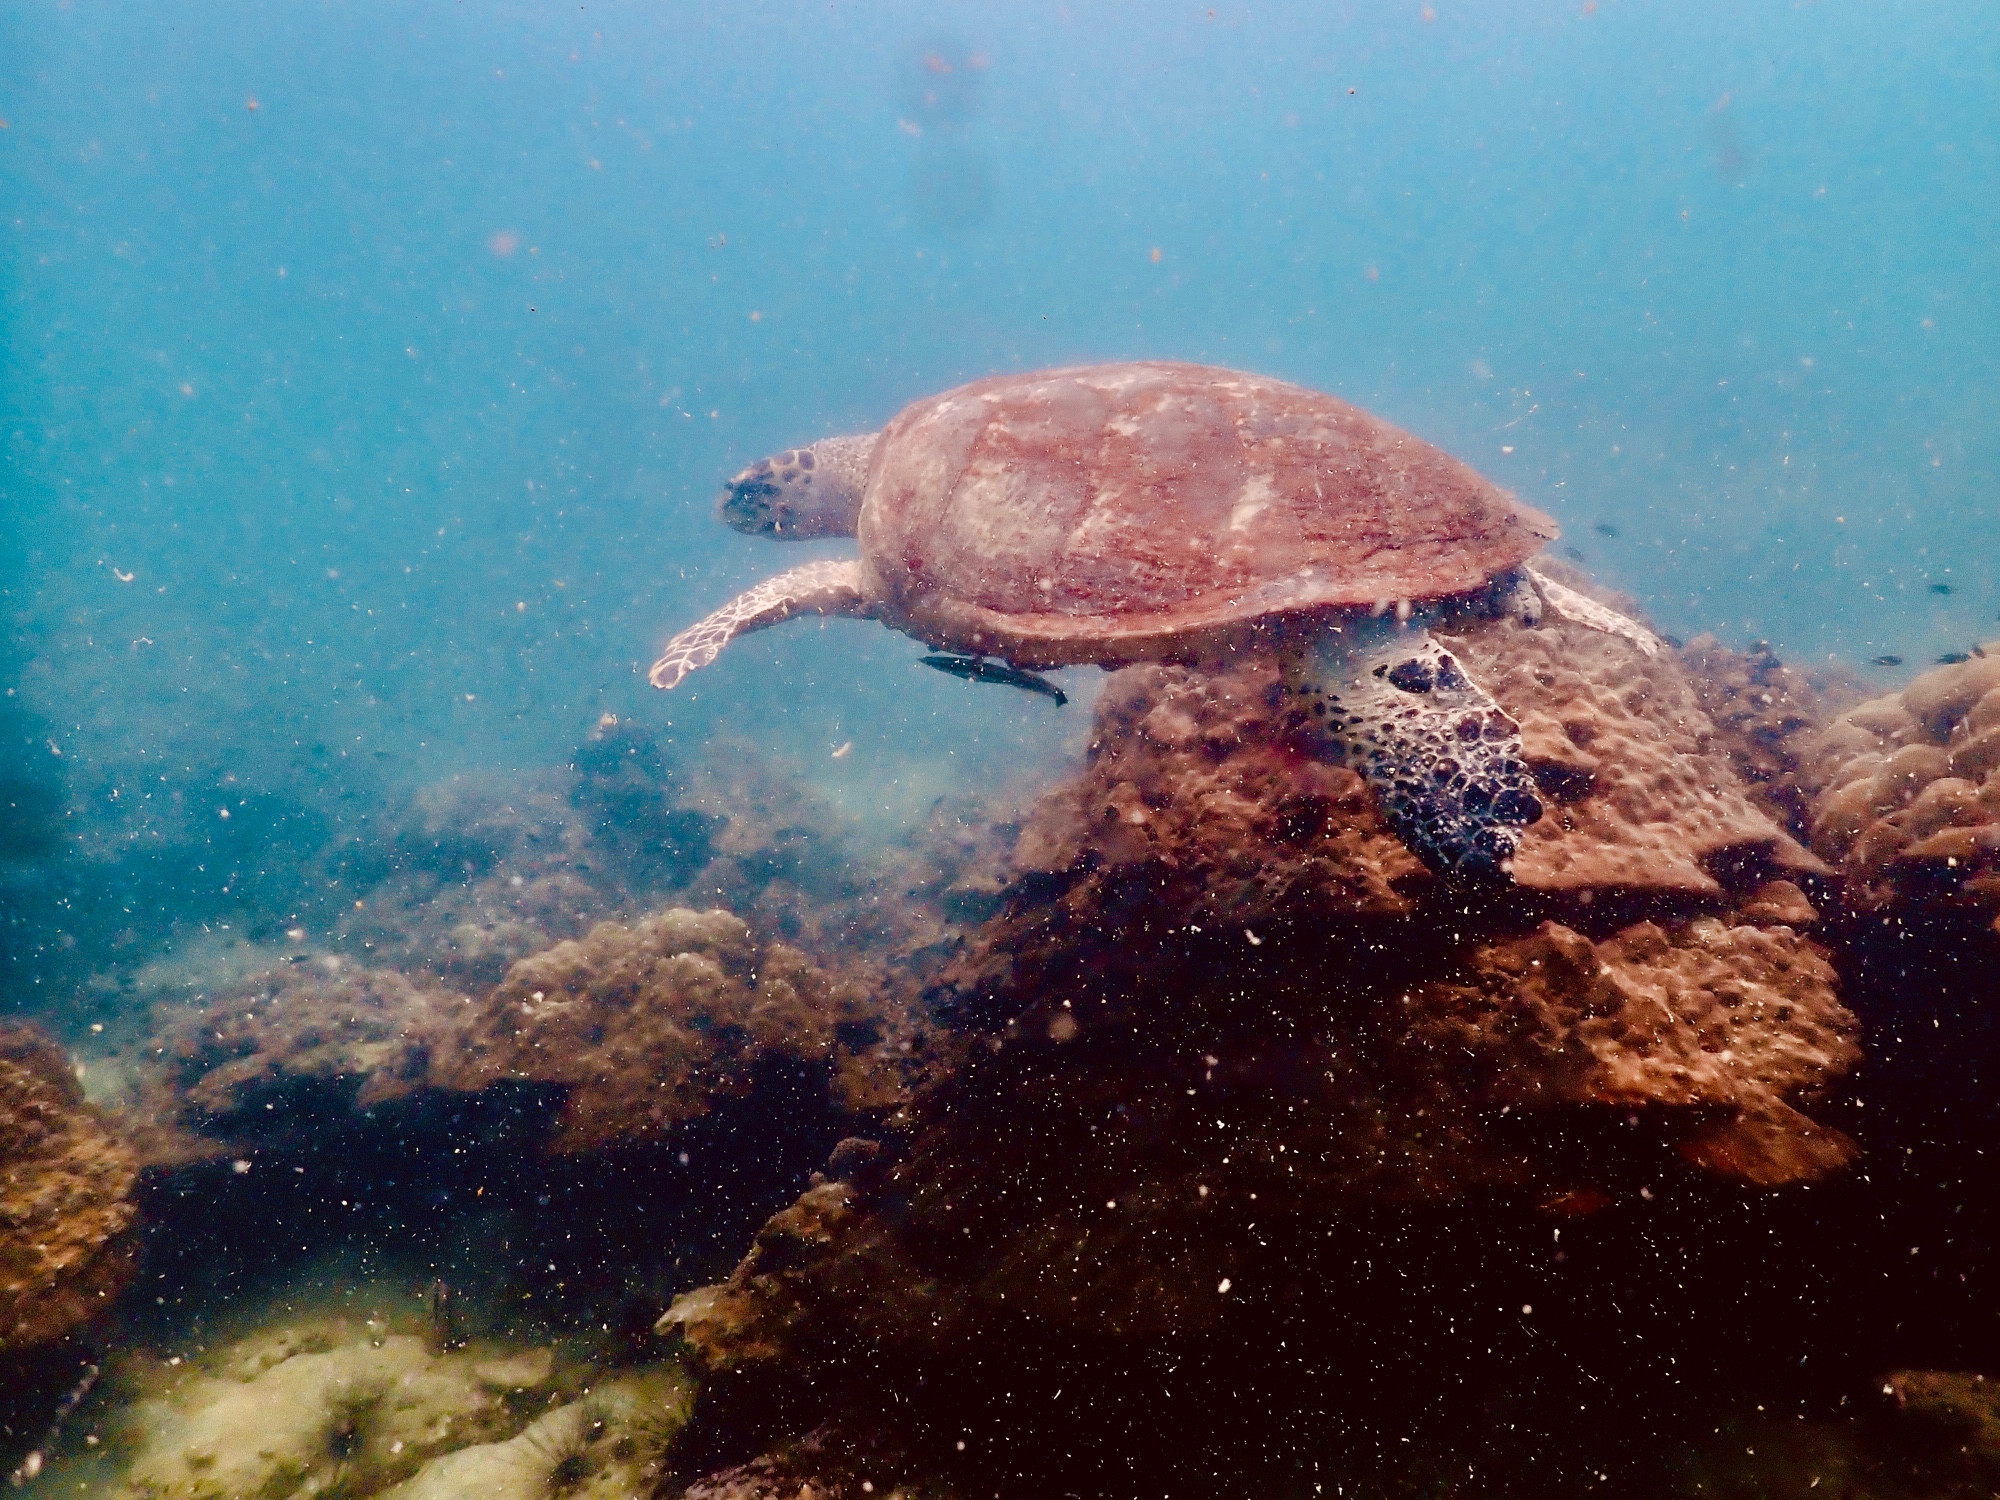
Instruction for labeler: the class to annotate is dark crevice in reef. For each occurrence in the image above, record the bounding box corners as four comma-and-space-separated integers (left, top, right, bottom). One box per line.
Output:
128, 1055, 858, 1354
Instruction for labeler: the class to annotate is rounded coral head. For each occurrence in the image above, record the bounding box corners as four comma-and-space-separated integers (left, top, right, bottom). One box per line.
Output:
717, 441, 867, 539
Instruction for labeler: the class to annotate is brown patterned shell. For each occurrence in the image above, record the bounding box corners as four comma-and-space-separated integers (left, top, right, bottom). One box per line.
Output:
857, 361, 1558, 666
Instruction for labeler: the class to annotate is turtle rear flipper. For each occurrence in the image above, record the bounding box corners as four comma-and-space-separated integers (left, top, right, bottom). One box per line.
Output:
1524, 563, 1662, 657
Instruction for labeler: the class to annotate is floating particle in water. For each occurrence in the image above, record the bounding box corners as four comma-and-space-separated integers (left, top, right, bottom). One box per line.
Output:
1929, 583, 1955, 595
1869, 655, 1904, 667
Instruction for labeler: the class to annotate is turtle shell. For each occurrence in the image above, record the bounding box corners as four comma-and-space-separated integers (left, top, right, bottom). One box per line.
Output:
857, 361, 1557, 667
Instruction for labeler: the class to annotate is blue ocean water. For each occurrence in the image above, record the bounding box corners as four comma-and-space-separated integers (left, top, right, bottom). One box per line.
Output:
7, 0, 1996, 831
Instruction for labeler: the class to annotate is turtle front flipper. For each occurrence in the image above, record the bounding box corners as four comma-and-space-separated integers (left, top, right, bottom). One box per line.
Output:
650, 559, 874, 690
1283, 623, 1543, 884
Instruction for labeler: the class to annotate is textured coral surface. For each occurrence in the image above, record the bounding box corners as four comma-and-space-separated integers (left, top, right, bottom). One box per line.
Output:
428, 908, 927, 1152
1451, 614, 1829, 898
0, 1022, 138, 1351
658, 615, 1863, 1494
1795, 647, 2000, 927
134, 909, 928, 1159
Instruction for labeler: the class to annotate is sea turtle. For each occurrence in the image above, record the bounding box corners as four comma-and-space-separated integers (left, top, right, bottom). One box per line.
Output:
650, 362, 1658, 883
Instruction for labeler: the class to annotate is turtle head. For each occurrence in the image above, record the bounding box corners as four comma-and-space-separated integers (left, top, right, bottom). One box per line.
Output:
718, 433, 877, 539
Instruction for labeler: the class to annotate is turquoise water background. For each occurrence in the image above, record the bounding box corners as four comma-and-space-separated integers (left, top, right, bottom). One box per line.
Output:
3, 0, 1996, 969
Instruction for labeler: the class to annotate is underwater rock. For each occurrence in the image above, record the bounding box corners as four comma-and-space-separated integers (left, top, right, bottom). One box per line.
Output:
133, 959, 460, 1160
133, 908, 932, 1160
105, 1313, 688, 1500
676, 1424, 917, 1500
1796, 645, 2000, 930
0, 1021, 139, 1352
352, 720, 983, 981
384, 1368, 690, 1500
656, 609, 1862, 1491
426, 908, 929, 1153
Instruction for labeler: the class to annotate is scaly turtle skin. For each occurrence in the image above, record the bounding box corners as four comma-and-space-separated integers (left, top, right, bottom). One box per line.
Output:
651, 362, 1659, 884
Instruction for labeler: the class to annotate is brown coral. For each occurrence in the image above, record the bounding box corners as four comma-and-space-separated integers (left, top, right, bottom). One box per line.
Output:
421, 909, 927, 1153
659, 613, 1863, 1492
0, 1021, 139, 1351
1797, 645, 2000, 927
135, 910, 929, 1159
1415, 918, 1857, 1186
1450, 615, 1829, 899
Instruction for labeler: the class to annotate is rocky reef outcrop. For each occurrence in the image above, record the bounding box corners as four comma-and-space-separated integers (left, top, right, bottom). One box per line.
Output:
426, 908, 929, 1153
655, 602, 1863, 1495
0, 1021, 139, 1352
132, 909, 930, 1161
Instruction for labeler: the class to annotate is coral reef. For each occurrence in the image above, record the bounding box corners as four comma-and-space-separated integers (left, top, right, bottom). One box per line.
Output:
656, 605, 1863, 1494
0, 1021, 139, 1353
1792, 645, 2000, 930
136, 960, 458, 1159
427, 908, 929, 1153
126, 908, 928, 1161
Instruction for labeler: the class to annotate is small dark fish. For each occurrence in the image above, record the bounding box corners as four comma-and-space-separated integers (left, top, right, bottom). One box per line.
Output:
1869, 655, 1904, 667
427, 1279, 466, 1353
1929, 583, 1955, 595
1561, 546, 1586, 563
921, 654, 1068, 705
1935, 652, 1971, 665
1593, 522, 1620, 537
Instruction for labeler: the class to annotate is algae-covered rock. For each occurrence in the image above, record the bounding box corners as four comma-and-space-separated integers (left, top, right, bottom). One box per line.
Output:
131, 906, 933, 1159
108, 1317, 689, 1500
1, 1021, 138, 1352
115, 1329, 538, 1500
384, 1370, 689, 1500
426, 907, 928, 1152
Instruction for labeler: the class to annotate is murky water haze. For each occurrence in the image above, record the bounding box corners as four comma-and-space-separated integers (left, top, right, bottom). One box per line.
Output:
0, 0, 1991, 990
4, 4, 2000, 1493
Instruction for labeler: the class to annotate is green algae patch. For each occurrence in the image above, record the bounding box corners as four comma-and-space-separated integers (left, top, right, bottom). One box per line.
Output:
100, 1317, 689, 1500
